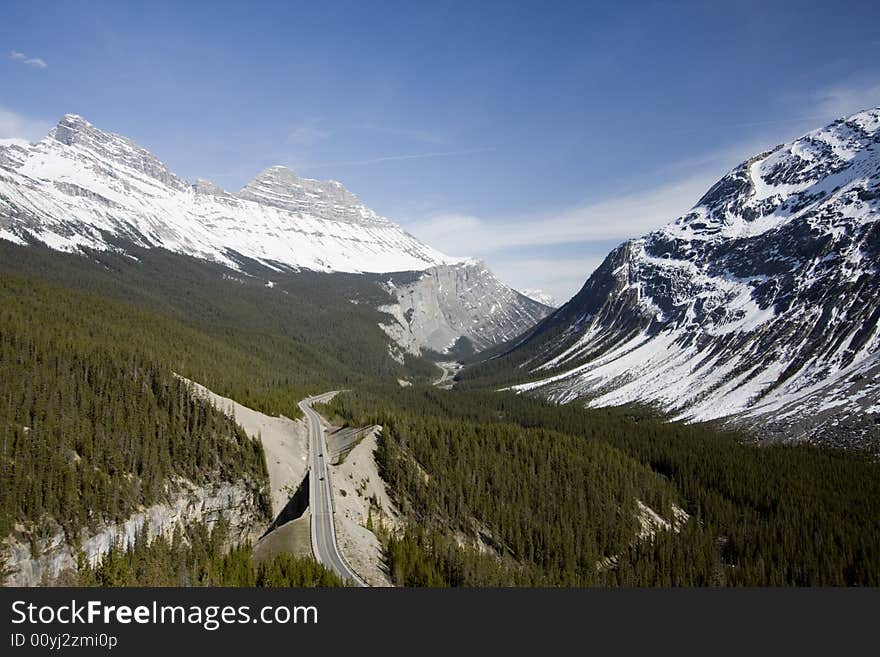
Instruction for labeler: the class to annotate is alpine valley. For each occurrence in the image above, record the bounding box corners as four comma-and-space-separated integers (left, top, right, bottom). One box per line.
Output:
2, 109, 879, 589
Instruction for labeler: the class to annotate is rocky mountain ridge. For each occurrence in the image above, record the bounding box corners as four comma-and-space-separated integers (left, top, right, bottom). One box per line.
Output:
0, 114, 550, 354
380, 259, 551, 356
0, 114, 454, 273
503, 107, 880, 448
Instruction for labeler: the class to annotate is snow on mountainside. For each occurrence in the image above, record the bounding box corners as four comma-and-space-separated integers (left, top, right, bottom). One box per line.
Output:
0, 114, 550, 355
0, 114, 456, 273
520, 288, 557, 308
506, 107, 880, 448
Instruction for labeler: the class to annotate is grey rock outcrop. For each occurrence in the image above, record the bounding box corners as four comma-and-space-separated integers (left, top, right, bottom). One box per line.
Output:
3, 479, 264, 586
238, 165, 383, 224
49, 114, 189, 191
380, 260, 552, 355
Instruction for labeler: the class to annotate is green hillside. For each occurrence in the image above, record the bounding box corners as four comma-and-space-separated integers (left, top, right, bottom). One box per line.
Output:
0, 240, 439, 417
0, 271, 271, 544
325, 386, 880, 586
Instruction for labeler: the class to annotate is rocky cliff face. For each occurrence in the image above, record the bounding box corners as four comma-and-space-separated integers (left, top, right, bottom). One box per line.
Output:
3, 478, 264, 586
505, 107, 880, 448
379, 260, 552, 356
238, 165, 384, 224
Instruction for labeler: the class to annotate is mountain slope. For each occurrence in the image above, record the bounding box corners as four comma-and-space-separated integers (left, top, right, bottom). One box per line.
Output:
472, 107, 880, 448
378, 260, 551, 355
0, 239, 441, 411
0, 114, 454, 273
0, 114, 549, 354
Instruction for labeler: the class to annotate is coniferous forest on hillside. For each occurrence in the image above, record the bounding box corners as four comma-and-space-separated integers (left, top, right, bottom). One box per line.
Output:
1, 240, 879, 587
324, 387, 880, 586
0, 241, 437, 586
0, 272, 272, 540
0, 241, 439, 419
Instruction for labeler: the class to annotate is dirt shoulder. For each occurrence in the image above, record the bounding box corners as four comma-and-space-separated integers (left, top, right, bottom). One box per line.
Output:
183, 378, 309, 519
328, 427, 398, 586
253, 512, 312, 562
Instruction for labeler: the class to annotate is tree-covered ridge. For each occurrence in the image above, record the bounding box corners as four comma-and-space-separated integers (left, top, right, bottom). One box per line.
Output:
0, 240, 438, 420
324, 387, 681, 586
74, 520, 345, 587
325, 386, 880, 586
0, 272, 270, 542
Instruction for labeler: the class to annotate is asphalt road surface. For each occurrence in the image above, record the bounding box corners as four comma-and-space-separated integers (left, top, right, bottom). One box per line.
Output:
299, 393, 367, 587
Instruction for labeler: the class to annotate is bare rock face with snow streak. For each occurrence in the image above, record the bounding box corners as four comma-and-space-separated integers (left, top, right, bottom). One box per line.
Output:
238, 165, 385, 224
505, 107, 880, 448
380, 260, 552, 355
49, 114, 190, 191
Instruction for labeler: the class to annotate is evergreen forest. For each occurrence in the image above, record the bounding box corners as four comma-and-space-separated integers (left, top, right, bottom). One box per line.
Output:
324, 386, 880, 586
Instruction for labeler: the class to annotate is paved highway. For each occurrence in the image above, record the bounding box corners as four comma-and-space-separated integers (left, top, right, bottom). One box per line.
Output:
299, 393, 367, 587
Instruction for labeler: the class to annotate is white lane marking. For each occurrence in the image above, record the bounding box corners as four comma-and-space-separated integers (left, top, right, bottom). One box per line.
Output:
301, 395, 367, 587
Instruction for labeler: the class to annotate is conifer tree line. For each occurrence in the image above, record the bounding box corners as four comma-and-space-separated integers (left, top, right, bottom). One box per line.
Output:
0, 272, 271, 546
0, 240, 439, 420
325, 386, 880, 586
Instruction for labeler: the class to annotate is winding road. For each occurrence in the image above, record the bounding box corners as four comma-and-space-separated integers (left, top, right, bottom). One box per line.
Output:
299, 393, 367, 587
433, 360, 461, 389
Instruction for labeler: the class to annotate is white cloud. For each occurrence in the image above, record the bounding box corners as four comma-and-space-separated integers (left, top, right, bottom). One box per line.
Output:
407, 172, 717, 257
9, 50, 47, 68
489, 255, 607, 305
0, 106, 51, 142
287, 119, 332, 144
358, 123, 446, 145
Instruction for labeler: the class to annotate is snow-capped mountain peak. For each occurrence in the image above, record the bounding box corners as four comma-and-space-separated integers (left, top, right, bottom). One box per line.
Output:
520, 288, 557, 308
192, 177, 231, 197
0, 114, 550, 356
504, 106, 880, 448
0, 114, 458, 273
45, 113, 189, 191
237, 164, 386, 224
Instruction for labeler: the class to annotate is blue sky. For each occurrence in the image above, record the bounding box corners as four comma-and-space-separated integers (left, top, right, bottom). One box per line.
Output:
2, 0, 880, 302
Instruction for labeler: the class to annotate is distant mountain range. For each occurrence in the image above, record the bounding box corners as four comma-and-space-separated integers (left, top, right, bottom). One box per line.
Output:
0, 114, 550, 355
520, 288, 557, 308
0, 114, 452, 272
483, 107, 880, 448
8, 109, 880, 447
